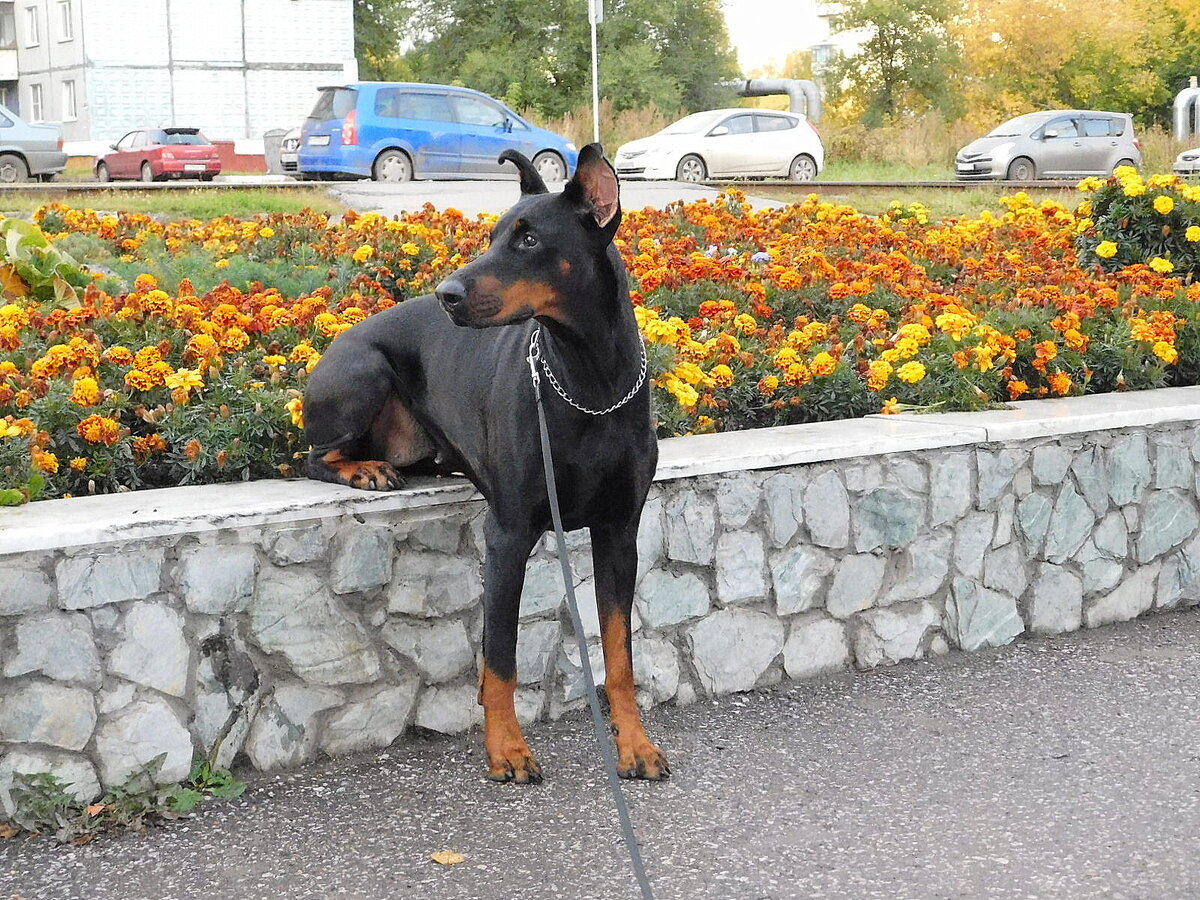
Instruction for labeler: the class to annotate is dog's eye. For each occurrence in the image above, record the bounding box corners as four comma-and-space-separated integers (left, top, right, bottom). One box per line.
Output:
519, 232, 539, 249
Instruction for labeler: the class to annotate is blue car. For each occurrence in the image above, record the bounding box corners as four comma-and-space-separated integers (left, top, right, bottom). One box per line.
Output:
297, 82, 578, 183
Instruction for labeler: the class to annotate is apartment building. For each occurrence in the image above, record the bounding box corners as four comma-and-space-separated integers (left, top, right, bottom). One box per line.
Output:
0, 0, 355, 153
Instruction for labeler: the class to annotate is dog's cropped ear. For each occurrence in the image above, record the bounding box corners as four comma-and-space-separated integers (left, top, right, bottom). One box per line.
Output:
498, 149, 549, 196
562, 142, 621, 244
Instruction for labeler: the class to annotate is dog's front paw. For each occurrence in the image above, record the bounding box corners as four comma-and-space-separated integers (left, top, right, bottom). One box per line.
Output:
617, 739, 670, 781
487, 743, 544, 785
345, 460, 403, 491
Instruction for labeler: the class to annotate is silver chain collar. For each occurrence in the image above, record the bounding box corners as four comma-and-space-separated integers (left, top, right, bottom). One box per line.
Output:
526, 325, 648, 416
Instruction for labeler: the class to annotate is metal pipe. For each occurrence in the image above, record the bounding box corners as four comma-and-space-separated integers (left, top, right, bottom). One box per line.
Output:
1173, 84, 1200, 141
720, 78, 823, 123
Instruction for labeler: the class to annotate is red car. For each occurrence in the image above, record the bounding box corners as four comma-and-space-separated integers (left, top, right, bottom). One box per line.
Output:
96, 127, 222, 182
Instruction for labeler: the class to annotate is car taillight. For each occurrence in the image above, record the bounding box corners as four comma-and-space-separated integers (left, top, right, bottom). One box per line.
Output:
342, 110, 358, 146
57, 137, 63, 151
1134, 139, 1142, 151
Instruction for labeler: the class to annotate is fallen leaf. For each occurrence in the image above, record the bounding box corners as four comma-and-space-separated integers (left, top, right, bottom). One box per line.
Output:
0, 824, 19, 838
430, 850, 466, 866
85, 804, 107, 817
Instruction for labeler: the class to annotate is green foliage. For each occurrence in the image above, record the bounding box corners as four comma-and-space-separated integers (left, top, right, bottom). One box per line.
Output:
354, 0, 415, 81
0, 218, 91, 309
1077, 171, 1200, 278
5, 756, 247, 844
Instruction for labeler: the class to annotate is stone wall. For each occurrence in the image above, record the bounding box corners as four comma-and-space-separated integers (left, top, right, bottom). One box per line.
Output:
4, 387, 1200, 818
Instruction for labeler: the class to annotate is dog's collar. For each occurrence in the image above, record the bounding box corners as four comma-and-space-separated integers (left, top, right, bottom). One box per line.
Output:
526, 325, 647, 417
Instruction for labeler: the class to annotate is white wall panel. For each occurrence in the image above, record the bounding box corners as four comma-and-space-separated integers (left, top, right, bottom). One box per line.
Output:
81, 0, 169, 66
172, 67, 246, 137
170, 0, 242, 63
84, 66, 171, 139
244, 0, 353, 64
245, 67, 339, 135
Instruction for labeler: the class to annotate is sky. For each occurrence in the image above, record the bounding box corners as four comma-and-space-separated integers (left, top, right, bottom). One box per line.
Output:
720, 0, 826, 74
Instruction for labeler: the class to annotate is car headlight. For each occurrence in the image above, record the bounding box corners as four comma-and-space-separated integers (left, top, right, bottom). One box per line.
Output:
620, 148, 647, 160
162, 151, 175, 160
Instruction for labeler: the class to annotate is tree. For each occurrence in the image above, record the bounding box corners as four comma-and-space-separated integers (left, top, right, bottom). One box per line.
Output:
823, 0, 963, 126
354, 0, 414, 81
395, 0, 738, 119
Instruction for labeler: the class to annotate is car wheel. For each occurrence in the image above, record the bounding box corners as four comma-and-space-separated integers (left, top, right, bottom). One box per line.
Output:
0, 154, 30, 184
372, 149, 413, 183
788, 154, 818, 182
95, 162, 111, 183
140, 162, 157, 183
676, 154, 707, 183
1006, 157, 1036, 181
200, 174, 216, 182
1112, 158, 1136, 175
531, 151, 566, 183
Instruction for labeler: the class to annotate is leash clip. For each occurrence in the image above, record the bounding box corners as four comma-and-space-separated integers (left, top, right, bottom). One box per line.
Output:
526, 326, 542, 397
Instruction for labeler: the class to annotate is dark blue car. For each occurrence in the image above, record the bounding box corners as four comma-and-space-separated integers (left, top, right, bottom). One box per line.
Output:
297, 82, 578, 183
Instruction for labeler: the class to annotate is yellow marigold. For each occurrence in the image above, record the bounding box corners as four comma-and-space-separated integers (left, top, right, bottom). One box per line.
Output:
124, 369, 155, 391
934, 313, 974, 341
733, 313, 757, 335
70, 457, 87, 471
1154, 341, 1180, 364
708, 364, 735, 388
69, 376, 101, 407
1187, 225, 1200, 242
103, 345, 134, 365
1154, 195, 1175, 215
286, 396, 305, 428
674, 362, 706, 385
0, 302, 30, 330
879, 397, 900, 415
896, 361, 926, 384
262, 355, 287, 367
220, 327, 251, 352
897, 323, 931, 345
847, 303, 872, 324
892, 336, 921, 359
77, 414, 121, 445
810, 351, 837, 377
773, 347, 799, 369
215, 259, 231, 269
758, 375, 780, 396
866, 359, 893, 391
259, 226, 275, 238
353, 245, 374, 263
165, 368, 204, 392
32, 449, 59, 474
1122, 181, 1146, 198
1148, 257, 1174, 274
1095, 241, 1118, 259
401, 242, 421, 256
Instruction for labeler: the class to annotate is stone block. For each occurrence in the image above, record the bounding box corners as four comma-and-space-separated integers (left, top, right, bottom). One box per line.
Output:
854, 488, 924, 552
244, 683, 342, 770
1070, 446, 1109, 515
57, 548, 164, 609
636, 568, 710, 628
763, 472, 805, 547
1028, 564, 1083, 634
633, 636, 680, 704
330, 525, 394, 594
0, 681, 96, 750
686, 609, 784, 695
520, 556, 567, 619
826, 553, 886, 618
251, 566, 382, 685
1154, 440, 1193, 490
109, 603, 189, 697
981, 543, 1028, 598
1092, 512, 1128, 559
1107, 433, 1151, 507
666, 491, 717, 565
849, 601, 941, 668
320, 677, 420, 754
716, 473, 761, 532
1017, 492, 1053, 554
954, 511, 994, 579
1085, 563, 1160, 628
0, 749, 100, 821
177, 544, 257, 614
1032, 446, 1072, 487
382, 618, 474, 683
413, 682, 481, 734
977, 448, 1027, 508
265, 525, 328, 565
3, 612, 101, 686
715, 531, 767, 605
804, 472, 849, 549
95, 697, 193, 786
386, 550, 483, 618
517, 619, 561, 685
770, 544, 834, 615
1045, 482, 1095, 564
1136, 490, 1199, 563
783, 613, 850, 680
405, 518, 463, 554
882, 530, 951, 606
636, 495, 666, 580
0, 557, 53, 615
929, 453, 973, 527
945, 578, 1024, 651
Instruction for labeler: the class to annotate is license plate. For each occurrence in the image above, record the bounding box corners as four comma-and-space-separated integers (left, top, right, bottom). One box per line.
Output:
309, 135, 330, 147
184, 164, 206, 172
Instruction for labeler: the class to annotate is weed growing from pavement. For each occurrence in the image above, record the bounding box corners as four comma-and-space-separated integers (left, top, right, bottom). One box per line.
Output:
1, 755, 246, 844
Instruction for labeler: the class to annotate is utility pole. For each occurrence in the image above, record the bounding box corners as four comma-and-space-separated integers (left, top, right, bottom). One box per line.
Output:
588, 0, 602, 144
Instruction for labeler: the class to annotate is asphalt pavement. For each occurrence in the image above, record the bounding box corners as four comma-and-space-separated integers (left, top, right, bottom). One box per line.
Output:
4, 607, 1200, 900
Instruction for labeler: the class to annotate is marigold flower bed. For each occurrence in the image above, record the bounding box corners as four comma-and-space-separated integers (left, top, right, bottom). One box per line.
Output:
2, 173, 1199, 503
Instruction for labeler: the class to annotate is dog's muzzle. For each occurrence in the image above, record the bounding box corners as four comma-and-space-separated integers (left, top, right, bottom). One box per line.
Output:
435, 277, 468, 321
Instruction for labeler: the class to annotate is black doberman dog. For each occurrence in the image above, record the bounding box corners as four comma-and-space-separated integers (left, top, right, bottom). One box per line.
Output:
303, 143, 669, 784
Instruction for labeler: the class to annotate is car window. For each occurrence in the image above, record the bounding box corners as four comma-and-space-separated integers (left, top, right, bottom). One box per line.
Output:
162, 131, 207, 145
115, 132, 136, 150
661, 112, 722, 135
453, 95, 507, 128
1042, 118, 1079, 138
0, 112, 11, 128
715, 114, 754, 135
1082, 118, 1114, 138
389, 91, 454, 123
309, 87, 357, 122
754, 114, 796, 133
131, 131, 149, 149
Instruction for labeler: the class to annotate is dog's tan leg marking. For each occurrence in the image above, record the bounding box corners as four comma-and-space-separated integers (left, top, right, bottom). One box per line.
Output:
480, 665, 542, 784
599, 610, 670, 780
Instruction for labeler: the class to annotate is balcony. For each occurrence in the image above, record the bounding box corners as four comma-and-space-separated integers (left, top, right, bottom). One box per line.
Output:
0, 47, 15, 82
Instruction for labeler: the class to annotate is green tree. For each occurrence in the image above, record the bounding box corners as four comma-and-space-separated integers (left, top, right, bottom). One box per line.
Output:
354, 0, 415, 81
396, 0, 738, 119
825, 0, 963, 126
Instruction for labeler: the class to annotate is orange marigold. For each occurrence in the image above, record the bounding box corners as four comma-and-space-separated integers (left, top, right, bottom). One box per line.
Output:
77, 414, 121, 445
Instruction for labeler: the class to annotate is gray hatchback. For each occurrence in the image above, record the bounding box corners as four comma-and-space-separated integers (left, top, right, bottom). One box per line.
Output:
0, 103, 67, 183
955, 110, 1141, 181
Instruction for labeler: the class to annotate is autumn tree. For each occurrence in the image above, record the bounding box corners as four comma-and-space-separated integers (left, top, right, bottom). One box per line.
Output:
822, 0, 963, 126
353, 0, 415, 81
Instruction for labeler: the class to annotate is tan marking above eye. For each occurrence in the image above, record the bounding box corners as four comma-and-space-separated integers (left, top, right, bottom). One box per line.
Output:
559, 259, 572, 276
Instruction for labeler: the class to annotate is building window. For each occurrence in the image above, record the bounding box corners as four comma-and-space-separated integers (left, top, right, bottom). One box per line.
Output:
56, 1, 72, 41
29, 83, 42, 121
24, 6, 38, 47
61, 79, 76, 120
0, 8, 16, 49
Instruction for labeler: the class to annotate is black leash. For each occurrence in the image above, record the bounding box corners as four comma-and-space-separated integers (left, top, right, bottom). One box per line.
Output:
527, 333, 656, 900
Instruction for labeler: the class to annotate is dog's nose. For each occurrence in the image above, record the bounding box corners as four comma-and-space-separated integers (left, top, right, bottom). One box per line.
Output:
436, 278, 467, 310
